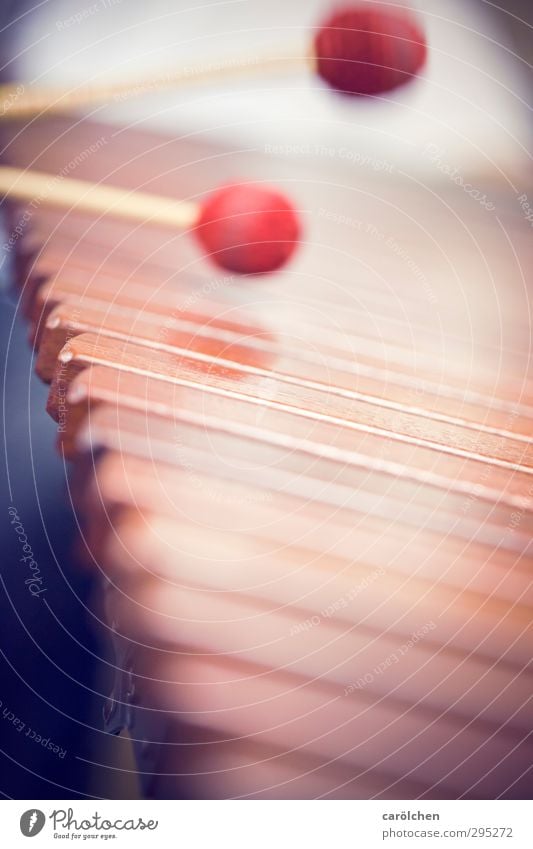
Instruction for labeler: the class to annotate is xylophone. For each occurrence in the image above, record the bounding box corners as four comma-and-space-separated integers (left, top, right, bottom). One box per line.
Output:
2, 111, 533, 800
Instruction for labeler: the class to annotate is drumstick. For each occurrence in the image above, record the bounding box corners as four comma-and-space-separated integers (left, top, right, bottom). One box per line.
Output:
0, 4, 426, 119
0, 166, 301, 274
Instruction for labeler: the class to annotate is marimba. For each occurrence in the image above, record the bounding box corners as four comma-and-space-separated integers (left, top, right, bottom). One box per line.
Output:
2, 114, 532, 799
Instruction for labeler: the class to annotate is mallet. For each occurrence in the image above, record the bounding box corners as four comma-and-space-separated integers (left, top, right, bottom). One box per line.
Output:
0, 167, 301, 274
0, 4, 427, 119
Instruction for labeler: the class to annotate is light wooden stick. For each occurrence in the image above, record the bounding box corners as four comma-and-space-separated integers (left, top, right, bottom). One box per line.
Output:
0, 165, 198, 228
0, 52, 311, 120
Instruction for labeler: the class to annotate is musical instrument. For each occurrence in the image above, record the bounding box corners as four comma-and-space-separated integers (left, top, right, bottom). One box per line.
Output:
0, 4, 426, 119
2, 113, 532, 800
0, 166, 300, 274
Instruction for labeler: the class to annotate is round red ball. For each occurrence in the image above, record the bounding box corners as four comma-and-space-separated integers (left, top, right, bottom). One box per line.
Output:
314, 4, 427, 96
194, 183, 301, 274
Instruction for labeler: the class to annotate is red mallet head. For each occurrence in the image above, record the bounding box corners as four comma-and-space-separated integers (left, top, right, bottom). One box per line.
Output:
194, 183, 301, 275
314, 4, 427, 96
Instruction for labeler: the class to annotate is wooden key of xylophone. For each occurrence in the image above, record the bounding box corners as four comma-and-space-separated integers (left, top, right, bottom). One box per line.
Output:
128, 649, 533, 799
83, 489, 533, 669
64, 383, 533, 511
77, 449, 533, 588
36, 295, 533, 426
103, 570, 532, 734
44, 331, 533, 481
